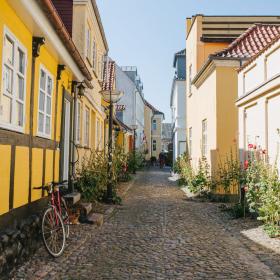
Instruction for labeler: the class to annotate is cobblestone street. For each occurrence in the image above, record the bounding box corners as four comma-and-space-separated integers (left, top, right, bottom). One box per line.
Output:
10, 168, 280, 280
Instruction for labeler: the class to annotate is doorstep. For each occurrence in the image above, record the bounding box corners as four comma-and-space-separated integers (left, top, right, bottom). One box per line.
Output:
63, 192, 81, 205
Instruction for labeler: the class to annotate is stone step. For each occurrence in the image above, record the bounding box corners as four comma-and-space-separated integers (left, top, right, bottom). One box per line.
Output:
63, 192, 81, 205
80, 202, 92, 215
87, 213, 104, 227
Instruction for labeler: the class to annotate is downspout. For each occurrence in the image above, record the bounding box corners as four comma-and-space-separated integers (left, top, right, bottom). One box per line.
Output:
70, 82, 78, 192
53, 65, 65, 184
28, 37, 45, 203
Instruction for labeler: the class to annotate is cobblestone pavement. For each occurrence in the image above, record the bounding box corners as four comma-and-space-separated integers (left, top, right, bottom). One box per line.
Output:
10, 168, 280, 280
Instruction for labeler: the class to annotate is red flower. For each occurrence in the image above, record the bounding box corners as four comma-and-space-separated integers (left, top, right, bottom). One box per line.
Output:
248, 144, 253, 149
244, 160, 249, 170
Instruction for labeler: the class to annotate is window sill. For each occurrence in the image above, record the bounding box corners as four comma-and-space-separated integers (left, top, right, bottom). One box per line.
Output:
0, 123, 24, 134
36, 132, 51, 140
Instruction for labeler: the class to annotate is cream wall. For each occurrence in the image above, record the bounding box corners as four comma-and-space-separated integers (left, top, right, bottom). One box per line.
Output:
187, 60, 240, 174
187, 68, 217, 169
238, 39, 280, 171
151, 114, 163, 158
144, 104, 153, 160
72, 0, 107, 164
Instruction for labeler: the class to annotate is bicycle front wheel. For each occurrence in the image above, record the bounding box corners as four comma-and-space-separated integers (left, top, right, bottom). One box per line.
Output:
42, 207, 66, 257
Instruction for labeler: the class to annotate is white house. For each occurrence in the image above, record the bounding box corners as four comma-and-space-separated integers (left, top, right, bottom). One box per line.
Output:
170, 49, 186, 162
115, 66, 145, 150
237, 26, 280, 171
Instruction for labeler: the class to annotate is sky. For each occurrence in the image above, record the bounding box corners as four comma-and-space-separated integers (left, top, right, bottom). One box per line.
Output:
96, 0, 280, 122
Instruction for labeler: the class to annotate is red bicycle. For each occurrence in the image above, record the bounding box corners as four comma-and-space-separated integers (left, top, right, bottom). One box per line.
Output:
33, 181, 70, 257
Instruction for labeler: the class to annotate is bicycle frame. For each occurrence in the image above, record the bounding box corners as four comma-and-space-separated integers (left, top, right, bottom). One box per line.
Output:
49, 186, 63, 226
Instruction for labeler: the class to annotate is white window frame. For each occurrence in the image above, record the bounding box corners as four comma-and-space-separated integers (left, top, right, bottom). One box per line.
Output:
37, 64, 53, 139
189, 127, 192, 157
202, 119, 207, 157
76, 100, 81, 143
84, 106, 90, 147
92, 39, 96, 69
152, 119, 157, 131
86, 26, 91, 60
0, 26, 27, 133
188, 64, 192, 96
153, 139, 157, 151
96, 117, 100, 149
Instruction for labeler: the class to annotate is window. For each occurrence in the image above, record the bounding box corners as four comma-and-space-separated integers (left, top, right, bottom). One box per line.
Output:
92, 40, 96, 69
153, 140, 157, 151
202, 119, 207, 157
152, 119, 157, 130
1, 28, 27, 131
96, 118, 100, 149
84, 107, 90, 146
76, 101, 81, 143
100, 55, 106, 80
86, 26, 91, 60
188, 64, 192, 95
37, 66, 53, 138
189, 127, 192, 157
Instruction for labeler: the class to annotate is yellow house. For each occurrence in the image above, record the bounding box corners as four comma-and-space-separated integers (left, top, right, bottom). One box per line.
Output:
52, 0, 108, 166
144, 100, 164, 159
0, 0, 91, 221
115, 118, 133, 154
186, 15, 280, 193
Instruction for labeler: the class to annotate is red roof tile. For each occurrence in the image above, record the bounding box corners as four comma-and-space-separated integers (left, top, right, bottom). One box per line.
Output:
213, 24, 280, 59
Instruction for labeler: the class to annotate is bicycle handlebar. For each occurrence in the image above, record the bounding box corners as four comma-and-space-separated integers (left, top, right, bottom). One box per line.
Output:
33, 180, 68, 190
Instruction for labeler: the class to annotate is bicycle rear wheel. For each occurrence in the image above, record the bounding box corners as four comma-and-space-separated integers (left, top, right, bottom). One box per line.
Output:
42, 207, 66, 257
61, 197, 70, 238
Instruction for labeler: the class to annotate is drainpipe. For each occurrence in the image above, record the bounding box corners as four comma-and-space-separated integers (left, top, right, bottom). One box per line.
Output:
53, 65, 65, 185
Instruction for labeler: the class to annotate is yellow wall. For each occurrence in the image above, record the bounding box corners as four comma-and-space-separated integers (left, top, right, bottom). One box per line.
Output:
0, 0, 74, 214
13, 147, 29, 209
0, 145, 11, 214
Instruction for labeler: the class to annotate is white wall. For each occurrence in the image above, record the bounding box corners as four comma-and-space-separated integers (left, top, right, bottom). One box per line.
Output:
238, 39, 280, 171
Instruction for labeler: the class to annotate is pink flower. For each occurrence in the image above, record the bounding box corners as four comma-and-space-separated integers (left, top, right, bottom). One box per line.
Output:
244, 160, 249, 170
248, 144, 253, 149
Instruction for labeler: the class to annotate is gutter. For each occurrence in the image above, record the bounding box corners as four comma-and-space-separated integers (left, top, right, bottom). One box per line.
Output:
40, 0, 92, 82
192, 55, 245, 86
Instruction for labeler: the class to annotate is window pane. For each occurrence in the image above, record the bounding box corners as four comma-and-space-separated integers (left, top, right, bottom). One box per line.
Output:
47, 77, 52, 95
39, 91, 45, 111
38, 113, 44, 132
1, 95, 12, 123
16, 102, 24, 127
18, 75, 24, 100
46, 96, 51, 115
4, 36, 14, 65
45, 116, 50, 135
18, 49, 25, 74
40, 70, 46, 90
4, 65, 13, 94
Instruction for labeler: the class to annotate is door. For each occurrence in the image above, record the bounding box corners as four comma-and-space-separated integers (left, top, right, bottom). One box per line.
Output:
61, 98, 71, 181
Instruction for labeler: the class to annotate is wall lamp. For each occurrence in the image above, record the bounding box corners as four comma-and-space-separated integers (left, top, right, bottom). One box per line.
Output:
72, 81, 86, 97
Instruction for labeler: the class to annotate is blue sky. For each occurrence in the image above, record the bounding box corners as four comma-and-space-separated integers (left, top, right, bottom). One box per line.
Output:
96, 0, 280, 122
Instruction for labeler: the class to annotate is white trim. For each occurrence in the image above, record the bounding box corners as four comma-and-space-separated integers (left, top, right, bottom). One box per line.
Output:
76, 99, 81, 144
83, 106, 90, 146
0, 26, 27, 133
36, 64, 54, 139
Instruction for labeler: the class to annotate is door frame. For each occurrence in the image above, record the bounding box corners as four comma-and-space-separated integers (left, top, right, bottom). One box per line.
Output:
59, 89, 73, 183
